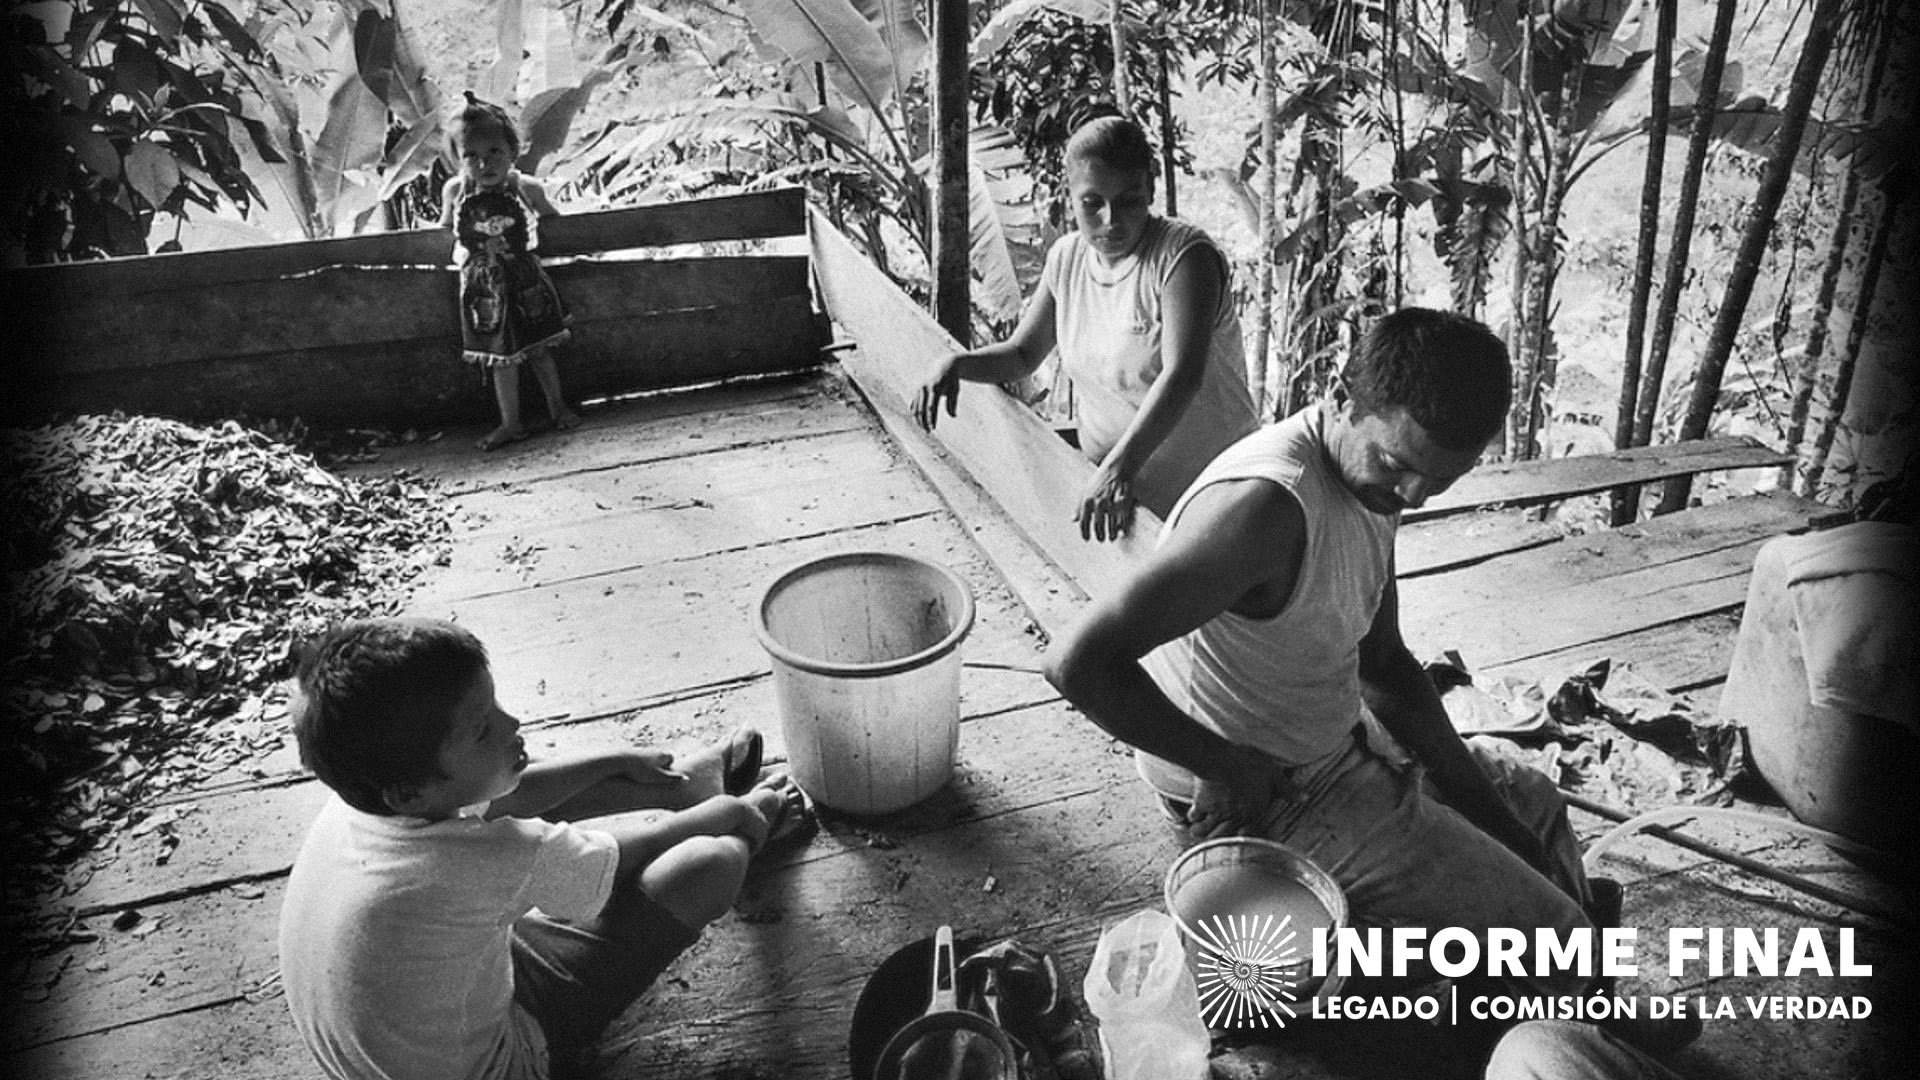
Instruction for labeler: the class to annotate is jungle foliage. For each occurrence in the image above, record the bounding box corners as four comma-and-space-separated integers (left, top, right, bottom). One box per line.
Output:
9, 0, 1911, 508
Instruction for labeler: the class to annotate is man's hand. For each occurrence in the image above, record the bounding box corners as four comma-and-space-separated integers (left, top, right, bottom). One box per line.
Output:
1075, 461, 1136, 542
1186, 751, 1291, 838
913, 354, 962, 430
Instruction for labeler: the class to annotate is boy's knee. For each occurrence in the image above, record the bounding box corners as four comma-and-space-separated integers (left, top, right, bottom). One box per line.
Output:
1485, 1021, 1587, 1080
639, 835, 749, 929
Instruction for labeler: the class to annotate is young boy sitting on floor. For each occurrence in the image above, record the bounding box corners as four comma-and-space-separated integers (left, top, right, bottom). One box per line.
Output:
278, 617, 807, 1079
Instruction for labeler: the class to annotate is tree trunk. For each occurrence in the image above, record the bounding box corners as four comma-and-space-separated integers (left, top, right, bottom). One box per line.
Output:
1784, 22, 1894, 492
1608, 0, 1676, 525
1505, 10, 1536, 461
1387, 0, 1408, 309
1520, 133, 1574, 462
1783, 167, 1861, 491
1657, 0, 1843, 513
1803, 181, 1900, 501
1630, 0, 1738, 455
1512, 14, 1586, 463
929, 0, 970, 344
1158, 49, 1178, 218
1250, 5, 1278, 417
1109, 0, 1130, 110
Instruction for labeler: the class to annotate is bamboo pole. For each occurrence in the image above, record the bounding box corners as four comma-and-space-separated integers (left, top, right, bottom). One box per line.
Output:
1659, 0, 1845, 514
929, 0, 970, 345
1565, 792, 1903, 924
1610, 0, 1677, 526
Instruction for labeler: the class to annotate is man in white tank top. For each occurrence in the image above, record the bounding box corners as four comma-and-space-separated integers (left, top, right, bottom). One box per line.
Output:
1048, 311, 1693, 1056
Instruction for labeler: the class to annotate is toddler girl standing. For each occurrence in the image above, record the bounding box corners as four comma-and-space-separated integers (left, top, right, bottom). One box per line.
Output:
440, 93, 580, 450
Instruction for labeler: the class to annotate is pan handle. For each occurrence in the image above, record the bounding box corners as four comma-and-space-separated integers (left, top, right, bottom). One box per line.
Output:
930, 925, 958, 1013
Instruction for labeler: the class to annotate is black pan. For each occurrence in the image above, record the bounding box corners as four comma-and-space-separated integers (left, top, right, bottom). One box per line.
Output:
871, 926, 1019, 1080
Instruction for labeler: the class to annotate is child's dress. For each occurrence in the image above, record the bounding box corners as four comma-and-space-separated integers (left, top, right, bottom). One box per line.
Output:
451, 174, 570, 367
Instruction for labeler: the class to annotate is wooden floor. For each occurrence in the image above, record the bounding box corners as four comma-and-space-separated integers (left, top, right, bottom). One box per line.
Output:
11, 368, 1910, 1079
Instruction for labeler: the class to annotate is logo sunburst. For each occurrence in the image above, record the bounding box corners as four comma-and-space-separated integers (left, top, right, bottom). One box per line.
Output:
1189, 912, 1308, 1029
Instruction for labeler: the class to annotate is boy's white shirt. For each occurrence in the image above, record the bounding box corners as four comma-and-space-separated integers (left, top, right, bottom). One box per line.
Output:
280, 794, 619, 1080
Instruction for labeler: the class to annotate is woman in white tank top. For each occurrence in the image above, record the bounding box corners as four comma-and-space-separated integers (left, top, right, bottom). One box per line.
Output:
912, 116, 1259, 540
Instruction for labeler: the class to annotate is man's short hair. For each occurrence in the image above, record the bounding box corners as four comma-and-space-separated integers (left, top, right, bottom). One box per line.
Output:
289, 618, 489, 815
1342, 308, 1511, 451
1064, 115, 1155, 178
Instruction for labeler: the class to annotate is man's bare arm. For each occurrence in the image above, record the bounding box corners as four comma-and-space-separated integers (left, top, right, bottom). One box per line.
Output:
1045, 479, 1305, 832
1357, 576, 1550, 871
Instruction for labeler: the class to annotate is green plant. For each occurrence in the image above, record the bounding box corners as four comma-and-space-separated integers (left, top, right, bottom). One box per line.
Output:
969, 0, 1203, 231
3, 0, 624, 260
4, 0, 270, 260
569, 0, 1036, 336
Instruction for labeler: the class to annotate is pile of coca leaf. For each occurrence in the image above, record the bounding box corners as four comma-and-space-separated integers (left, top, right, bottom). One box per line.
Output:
1, 414, 450, 900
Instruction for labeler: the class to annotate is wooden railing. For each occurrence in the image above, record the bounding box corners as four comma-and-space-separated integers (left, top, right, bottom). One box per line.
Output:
11, 188, 829, 428
809, 206, 1800, 618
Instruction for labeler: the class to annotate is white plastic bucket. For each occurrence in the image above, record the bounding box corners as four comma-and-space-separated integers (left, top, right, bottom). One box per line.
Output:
753, 551, 975, 815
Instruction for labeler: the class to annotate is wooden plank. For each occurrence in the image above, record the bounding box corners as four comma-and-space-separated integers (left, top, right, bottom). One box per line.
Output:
841, 372, 1093, 643
1396, 511, 1562, 578
556, 255, 811, 319
812, 210, 1158, 603
421, 433, 923, 599
30, 265, 459, 370
29, 852, 1887, 1080
27, 668, 1871, 1079
4, 189, 807, 299
438, 513, 991, 721
23, 293, 829, 429
534, 188, 808, 258
9, 882, 286, 1063
337, 369, 854, 493
33, 257, 811, 372
1408, 436, 1793, 522
18, 700, 1153, 1058
1399, 493, 1822, 617
555, 293, 829, 413
8, 229, 449, 298
1402, 538, 1764, 670
61, 661, 1061, 917
9, 994, 315, 1080
1482, 612, 1744, 696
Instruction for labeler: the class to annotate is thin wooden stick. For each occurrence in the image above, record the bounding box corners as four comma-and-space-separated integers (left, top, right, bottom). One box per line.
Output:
1564, 791, 1906, 924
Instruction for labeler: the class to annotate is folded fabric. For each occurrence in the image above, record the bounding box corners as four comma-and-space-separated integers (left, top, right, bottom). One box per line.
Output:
1779, 522, 1919, 731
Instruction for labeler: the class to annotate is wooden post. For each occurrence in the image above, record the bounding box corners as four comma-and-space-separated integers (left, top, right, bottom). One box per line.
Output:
930, 0, 970, 346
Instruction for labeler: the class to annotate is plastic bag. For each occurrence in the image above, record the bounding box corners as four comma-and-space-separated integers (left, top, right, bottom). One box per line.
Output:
1081, 909, 1210, 1080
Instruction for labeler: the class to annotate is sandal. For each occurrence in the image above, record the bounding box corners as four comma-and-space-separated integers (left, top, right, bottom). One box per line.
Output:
720, 728, 764, 796
749, 773, 816, 857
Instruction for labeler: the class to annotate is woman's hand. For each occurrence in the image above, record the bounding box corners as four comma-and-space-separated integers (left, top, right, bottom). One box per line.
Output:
913, 354, 963, 430
1076, 461, 1136, 542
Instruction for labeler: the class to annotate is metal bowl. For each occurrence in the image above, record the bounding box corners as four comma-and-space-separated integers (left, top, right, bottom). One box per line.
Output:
1164, 837, 1350, 1026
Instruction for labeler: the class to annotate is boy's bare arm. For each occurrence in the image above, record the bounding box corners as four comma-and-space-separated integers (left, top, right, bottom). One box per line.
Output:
596, 795, 766, 882
486, 750, 680, 819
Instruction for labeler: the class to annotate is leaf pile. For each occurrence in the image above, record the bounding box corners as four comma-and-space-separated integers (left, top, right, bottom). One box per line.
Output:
1, 414, 451, 902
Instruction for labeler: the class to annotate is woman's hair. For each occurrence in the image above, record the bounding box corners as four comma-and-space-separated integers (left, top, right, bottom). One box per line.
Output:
1341, 308, 1511, 452
1064, 114, 1155, 178
289, 618, 490, 815
448, 91, 520, 158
